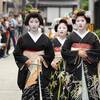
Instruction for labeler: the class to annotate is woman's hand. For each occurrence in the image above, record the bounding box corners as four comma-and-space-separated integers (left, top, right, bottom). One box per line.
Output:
51, 60, 58, 70
78, 49, 88, 58
38, 56, 44, 62
25, 59, 33, 66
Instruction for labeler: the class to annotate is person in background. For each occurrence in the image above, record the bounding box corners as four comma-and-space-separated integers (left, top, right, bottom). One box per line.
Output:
13, 12, 54, 100
50, 19, 72, 100
61, 10, 100, 100
0, 27, 7, 58
7, 14, 17, 55
0, 17, 7, 58
17, 13, 23, 37
3, 15, 10, 56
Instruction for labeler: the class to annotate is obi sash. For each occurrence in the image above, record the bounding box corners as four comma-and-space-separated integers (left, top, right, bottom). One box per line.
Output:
54, 47, 63, 69
23, 50, 48, 88
71, 43, 93, 51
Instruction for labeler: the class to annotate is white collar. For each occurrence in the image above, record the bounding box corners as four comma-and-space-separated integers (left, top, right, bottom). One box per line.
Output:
28, 31, 42, 43
74, 30, 89, 39
57, 37, 66, 46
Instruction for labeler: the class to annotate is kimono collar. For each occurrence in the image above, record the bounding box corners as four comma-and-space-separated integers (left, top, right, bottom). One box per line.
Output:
28, 31, 42, 43
57, 37, 66, 46
74, 30, 89, 39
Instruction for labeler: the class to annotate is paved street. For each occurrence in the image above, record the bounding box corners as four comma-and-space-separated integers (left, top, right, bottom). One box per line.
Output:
0, 54, 22, 100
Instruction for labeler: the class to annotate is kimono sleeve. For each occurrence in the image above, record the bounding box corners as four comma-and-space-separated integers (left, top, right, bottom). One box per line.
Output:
86, 35, 100, 63
61, 35, 78, 64
42, 38, 55, 66
13, 37, 28, 69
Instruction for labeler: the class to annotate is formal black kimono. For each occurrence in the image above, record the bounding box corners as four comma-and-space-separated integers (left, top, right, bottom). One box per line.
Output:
50, 37, 67, 100
13, 33, 54, 100
61, 31, 100, 100
51, 37, 67, 72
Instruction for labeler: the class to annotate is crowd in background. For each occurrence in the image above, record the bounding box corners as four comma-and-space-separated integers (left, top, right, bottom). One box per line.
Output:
0, 12, 23, 58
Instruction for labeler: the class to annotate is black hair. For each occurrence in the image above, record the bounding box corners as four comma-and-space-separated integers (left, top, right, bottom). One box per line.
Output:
54, 19, 72, 32
73, 10, 91, 24
72, 19, 76, 24
25, 12, 44, 26
54, 24, 58, 32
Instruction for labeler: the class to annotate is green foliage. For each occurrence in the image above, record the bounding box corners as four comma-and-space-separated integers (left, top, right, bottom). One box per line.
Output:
95, 29, 100, 38
23, 4, 33, 12
28, 0, 35, 2
22, 3, 40, 13
81, 0, 89, 10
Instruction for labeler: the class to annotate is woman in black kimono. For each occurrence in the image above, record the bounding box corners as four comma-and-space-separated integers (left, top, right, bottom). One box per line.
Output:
50, 19, 72, 100
13, 12, 54, 100
61, 10, 100, 100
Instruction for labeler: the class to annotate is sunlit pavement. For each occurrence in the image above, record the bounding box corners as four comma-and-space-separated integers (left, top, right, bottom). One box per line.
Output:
0, 54, 22, 100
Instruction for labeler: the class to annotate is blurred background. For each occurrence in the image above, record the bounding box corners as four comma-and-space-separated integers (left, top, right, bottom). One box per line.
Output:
0, 0, 100, 29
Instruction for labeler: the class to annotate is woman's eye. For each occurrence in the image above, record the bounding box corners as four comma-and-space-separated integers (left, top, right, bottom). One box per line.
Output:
30, 21, 33, 23
76, 20, 79, 22
82, 20, 85, 22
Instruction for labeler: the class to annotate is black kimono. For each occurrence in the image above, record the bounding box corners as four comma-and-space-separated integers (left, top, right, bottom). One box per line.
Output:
61, 31, 100, 100
13, 33, 54, 100
50, 38, 67, 100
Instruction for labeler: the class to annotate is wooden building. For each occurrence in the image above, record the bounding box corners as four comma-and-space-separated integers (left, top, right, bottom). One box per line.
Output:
29, 0, 79, 24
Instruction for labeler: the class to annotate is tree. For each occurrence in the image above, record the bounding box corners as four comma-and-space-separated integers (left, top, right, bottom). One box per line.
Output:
27, 0, 35, 2
81, 0, 89, 10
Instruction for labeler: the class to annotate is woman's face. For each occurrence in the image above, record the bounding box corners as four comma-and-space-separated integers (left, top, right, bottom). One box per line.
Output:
76, 16, 87, 31
57, 23, 68, 37
28, 17, 40, 32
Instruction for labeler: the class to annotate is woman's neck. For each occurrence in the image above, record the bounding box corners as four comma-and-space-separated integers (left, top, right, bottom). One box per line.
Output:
58, 35, 66, 40
78, 29, 87, 34
29, 30, 39, 35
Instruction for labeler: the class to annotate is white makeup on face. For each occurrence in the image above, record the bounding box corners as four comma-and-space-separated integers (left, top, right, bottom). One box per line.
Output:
28, 18, 40, 32
57, 23, 68, 38
76, 16, 87, 32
